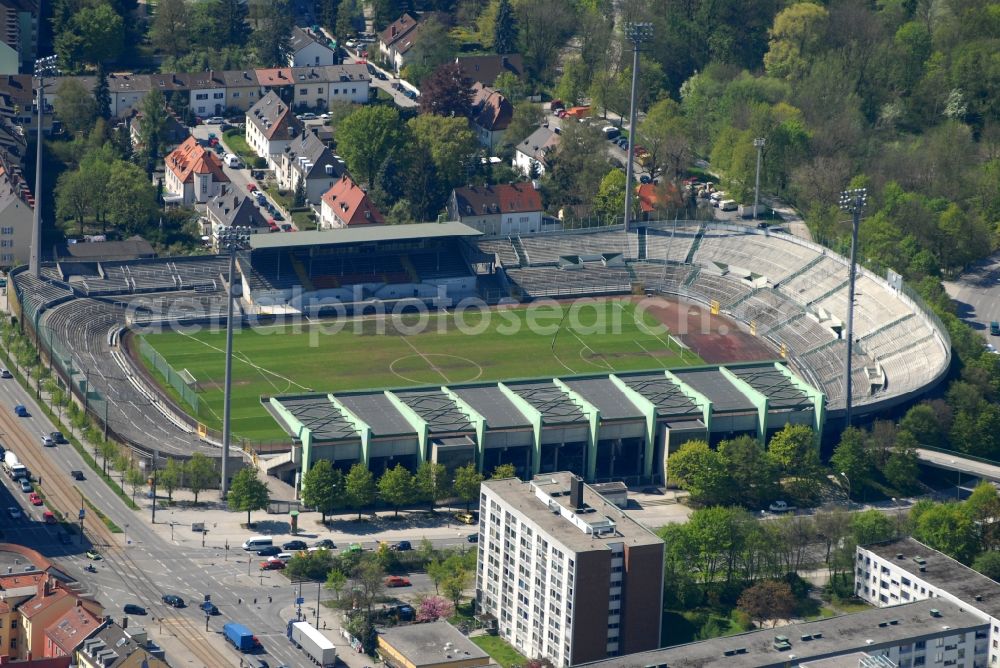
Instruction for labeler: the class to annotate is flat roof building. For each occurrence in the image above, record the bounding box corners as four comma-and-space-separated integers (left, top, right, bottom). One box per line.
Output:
476, 473, 664, 666
377, 620, 491, 668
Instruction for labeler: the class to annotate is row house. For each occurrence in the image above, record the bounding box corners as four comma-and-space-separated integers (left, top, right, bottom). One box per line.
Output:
275, 128, 345, 204
290, 64, 370, 110
183, 69, 227, 117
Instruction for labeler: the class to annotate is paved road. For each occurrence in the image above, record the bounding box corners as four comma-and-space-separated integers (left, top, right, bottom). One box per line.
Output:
943, 254, 1000, 340
915, 448, 1000, 483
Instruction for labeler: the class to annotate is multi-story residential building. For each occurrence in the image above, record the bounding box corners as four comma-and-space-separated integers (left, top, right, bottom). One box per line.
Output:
245, 91, 304, 168
164, 136, 229, 206
182, 70, 227, 118
0, 0, 36, 74
288, 26, 336, 67
379, 13, 420, 74
106, 72, 151, 118
256, 67, 295, 104
447, 183, 542, 236
513, 125, 560, 178
291, 64, 370, 110
455, 54, 524, 87
476, 473, 664, 667
43, 603, 101, 659
206, 185, 271, 244
221, 69, 260, 112
319, 174, 384, 229
77, 621, 167, 668
0, 149, 33, 267
856, 536, 1000, 668
275, 129, 345, 204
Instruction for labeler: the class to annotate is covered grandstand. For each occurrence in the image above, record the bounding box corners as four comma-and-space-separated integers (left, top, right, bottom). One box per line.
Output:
8, 219, 950, 472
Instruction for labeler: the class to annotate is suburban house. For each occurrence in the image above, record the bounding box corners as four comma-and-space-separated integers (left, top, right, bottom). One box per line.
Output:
470, 82, 512, 151
128, 110, 188, 152
182, 70, 227, 118
320, 174, 384, 229
221, 69, 260, 112
290, 64, 370, 109
447, 183, 543, 235
164, 136, 230, 205
255, 67, 295, 104
245, 91, 303, 168
513, 124, 560, 177
43, 603, 101, 659
288, 26, 336, 67
106, 72, 150, 118
378, 13, 420, 74
0, 150, 33, 267
275, 129, 345, 204
455, 54, 524, 87
206, 186, 271, 244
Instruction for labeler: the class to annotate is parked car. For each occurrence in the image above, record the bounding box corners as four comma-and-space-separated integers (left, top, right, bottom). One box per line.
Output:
314, 539, 336, 549
13, 405, 27, 417
320, 113, 330, 121
0, 368, 11, 378
404, 90, 418, 100
50, 432, 66, 444
206, 116, 225, 125
247, 183, 257, 193
124, 604, 147, 615
280, 223, 292, 232
7, 507, 21, 520
347, 543, 363, 552
385, 576, 411, 587
28, 492, 42, 506
466, 533, 479, 543
768, 500, 796, 513
19, 479, 32, 493
86, 550, 102, 560
391, 540, 411, 551
255, 546, 281, 557
161, 594, 185, 607
273, 211, 284, 221
43, 511, 55, 524
283, 540, 308, 551
298, 112, 317, 121
260, 559, 285, 570
41, 435, 54, 447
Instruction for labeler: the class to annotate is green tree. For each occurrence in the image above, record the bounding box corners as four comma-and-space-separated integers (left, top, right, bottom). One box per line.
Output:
228, 467, 270, 527
53, 79, 98, 136
737, 580, 796, 628
900, 402, 947, 448
667, 440, 731, 506
185, 452, 216, 503
401, 18, 456, 84
493, 72, 525, 102
414, 461, 449, 508
301, 460, 345, 523
106, 161, 157, 234
97, 440, 118, 476
543, 120, 608, 210
345, 462, 376, 519
407, 114, 477, 190
74, 2, 125, 65
592, 169, 628, 224
158, 458, 182, 502
911, 502, 978, 564
850, 509, 895, 546
973, 552, 1000, 582
831, 427, 871, 499
337, 106, 408, 187
417, 63, 473, 118
55, 170, 91, 235
251, 0, 293, 66
453, 463, 484, 512
883, 431, 921, 493
378, 464, 414, 517
94, 63, 111, 120
149, 0, 190, 57
638, 98, 693, 180
325, 568, 347, 598
139, 89, 168, 176
763, 2, 829, 80
492, 0, 517, 55
491, 463, 516, 479
286, 549, 335, 580
555, 56, 588, 106
125, 466, 145, 504
718, 436, 780, 509
335, 0, 357, 42
767, 424, 818, 473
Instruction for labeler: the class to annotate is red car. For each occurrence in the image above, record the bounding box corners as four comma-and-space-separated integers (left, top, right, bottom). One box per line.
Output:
43, 511, 56, 525
28, 492, 42, 506
385, 576, 411, 587
247, 183, 257, 193
260, 559, 285, 570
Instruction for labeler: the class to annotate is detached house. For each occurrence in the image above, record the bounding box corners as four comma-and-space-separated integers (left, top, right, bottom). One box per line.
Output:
245, 91, 303, 168
288, 26, 336, 67
455, 54, 524, 87
206, 186, 271, 244
470, 82, 512, 151
320, 175, 384, 229
447, 183, 543, 235
513, 124, 559, 177
276, 129, 345, 204
378, 13, 420, 74
164, 136, 229, 205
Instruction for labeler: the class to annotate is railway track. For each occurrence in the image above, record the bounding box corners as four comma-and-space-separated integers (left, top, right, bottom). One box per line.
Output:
0, 406, 235, 667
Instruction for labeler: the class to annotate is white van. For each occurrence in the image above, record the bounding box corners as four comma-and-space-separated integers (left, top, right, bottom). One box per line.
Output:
274, 552, 294, 563
225, 154, 243, 169
719, 199, 738, 211
242, 536, 273, 551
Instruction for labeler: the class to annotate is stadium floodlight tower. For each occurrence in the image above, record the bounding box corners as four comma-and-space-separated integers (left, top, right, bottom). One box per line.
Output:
218, 225, 251, 499
839, 187, 868, 427
752, 137, 765, 221
30, 55, 60, 278
622, 21, 653, 233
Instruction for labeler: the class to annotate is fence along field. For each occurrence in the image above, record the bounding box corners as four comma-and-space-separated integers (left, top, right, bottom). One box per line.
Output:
137, 298, 702, 441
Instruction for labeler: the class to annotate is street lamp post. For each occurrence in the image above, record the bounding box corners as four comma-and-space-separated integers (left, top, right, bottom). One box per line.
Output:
31, 55, 59, 278
622, 22, 653, 233
841, 471, 851, 505
752, 137, 765, 221
218, 226, 251, 499
838, 188, 868, 428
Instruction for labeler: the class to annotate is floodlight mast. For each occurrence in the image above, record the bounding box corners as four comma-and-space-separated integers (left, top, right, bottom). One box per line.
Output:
219, 226, 251, 498
622, 22, 652, 233
838, 188, 868, 428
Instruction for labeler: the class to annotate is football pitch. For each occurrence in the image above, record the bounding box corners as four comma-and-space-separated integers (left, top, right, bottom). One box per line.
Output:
137, 298, 703, 441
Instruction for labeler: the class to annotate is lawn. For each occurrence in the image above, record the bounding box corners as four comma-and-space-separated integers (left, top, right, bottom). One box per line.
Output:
471, 635, 527, 668
138, 298, 702, 441
222, 130, 256, 161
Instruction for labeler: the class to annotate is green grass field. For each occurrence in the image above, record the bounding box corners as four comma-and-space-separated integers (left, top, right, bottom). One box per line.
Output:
139, 299, 702, 441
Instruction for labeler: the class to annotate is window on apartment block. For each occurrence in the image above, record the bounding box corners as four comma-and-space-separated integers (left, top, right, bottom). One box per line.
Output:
214, 92, 223, 99
196, 93, 208, 100
1, 227, 12, 234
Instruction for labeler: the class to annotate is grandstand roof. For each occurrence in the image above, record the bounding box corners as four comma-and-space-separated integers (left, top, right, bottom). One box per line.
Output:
673, 368, 755, 413
562, 377, 644, 420
247, 221, 482, 250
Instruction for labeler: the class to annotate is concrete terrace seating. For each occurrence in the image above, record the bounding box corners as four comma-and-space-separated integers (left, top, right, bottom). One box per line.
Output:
640, 229, 698, 263
813, 274, 908, 339
769, 315, 837, 356
476, 239, 520, 267
728, 288, 803, 333
506, 265, 632, 298
409, 251, 470, 280
516, 230, 631, 266
629, 262, 695, 292
777, 255, 848, 304
686, 271, 753, 308
694, 231, 816, 283
242, 252, 301, 291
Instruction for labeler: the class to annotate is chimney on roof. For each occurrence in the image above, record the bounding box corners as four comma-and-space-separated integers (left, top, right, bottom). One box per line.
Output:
391, 26, 397, 37
569, 475, 584, 510
501, 55, 508, 67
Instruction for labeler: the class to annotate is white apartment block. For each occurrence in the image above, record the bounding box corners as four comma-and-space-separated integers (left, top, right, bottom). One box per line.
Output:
476, 473, 663, 667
